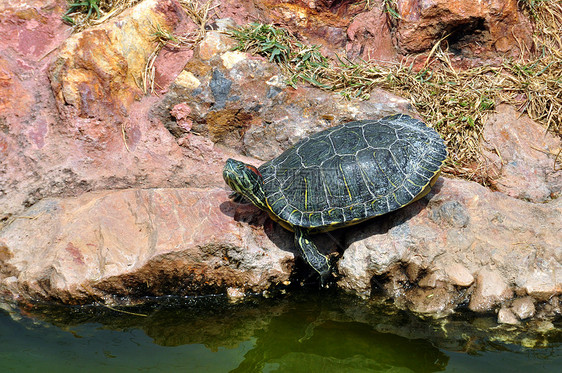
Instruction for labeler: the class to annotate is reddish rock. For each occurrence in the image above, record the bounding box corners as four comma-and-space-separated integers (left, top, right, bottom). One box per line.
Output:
212, 0, 535, 62
213, 0, 388, 61
394, 0, 533, 58
346, 3, 396, 61
1, 10, 412, 230
0, 188, 293, 303
153, 46, 195, 95
482, 104, 562, 202
0, 0, 71, 223
170, 102, 194, 132
0, 0, 69, 64
49, 0, 197, 120
1, 1, 212, 230
252, 0, 360, 57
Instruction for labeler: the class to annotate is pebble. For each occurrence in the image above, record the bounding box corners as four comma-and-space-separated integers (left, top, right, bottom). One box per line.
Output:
511, 296, 536, 320
497, 307, 519, 325
444, 263, 474, 287
226, 287, 245, 302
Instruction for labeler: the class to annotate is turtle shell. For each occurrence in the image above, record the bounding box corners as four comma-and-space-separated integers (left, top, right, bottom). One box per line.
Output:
258, 114, 447, 229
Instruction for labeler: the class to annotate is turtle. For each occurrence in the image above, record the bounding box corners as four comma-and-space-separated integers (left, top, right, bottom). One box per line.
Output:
223, 114, 447, 282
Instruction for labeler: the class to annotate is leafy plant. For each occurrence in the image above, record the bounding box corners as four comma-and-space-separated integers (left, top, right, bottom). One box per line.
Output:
382, 0, 401, 19
227, 23, 329, 88
63, 0, 101, 25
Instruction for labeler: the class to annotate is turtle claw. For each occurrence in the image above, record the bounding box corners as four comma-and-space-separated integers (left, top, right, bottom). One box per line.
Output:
319, 270, 332, 288
319, 255, 339, 288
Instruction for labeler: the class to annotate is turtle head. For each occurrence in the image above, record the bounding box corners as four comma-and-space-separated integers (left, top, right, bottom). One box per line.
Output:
223, 158, 267, 209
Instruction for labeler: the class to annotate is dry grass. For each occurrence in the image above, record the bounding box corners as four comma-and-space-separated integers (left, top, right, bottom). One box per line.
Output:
140, 1, 215, 94
319, 56, 503, 179
226, 23, 330, 88
503, 0, 562, 135
325, 0, 562, 180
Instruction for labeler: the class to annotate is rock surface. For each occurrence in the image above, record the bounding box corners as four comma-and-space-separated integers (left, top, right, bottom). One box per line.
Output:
0, 0, 205, 224
159, 31, 412, 161
0, 188, 293, 303
50, 0, 196, 120
482, 104, 562, 202
0, 0, 70, 220
394, 0, 532, 58
346, 3, 395, 61
0, 1, 411, 303
0, 0, 560, 322
338, 176, 561, 316
211, 0, 534, 62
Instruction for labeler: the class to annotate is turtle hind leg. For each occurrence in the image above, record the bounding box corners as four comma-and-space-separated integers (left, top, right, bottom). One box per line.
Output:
294, 226, 331, 285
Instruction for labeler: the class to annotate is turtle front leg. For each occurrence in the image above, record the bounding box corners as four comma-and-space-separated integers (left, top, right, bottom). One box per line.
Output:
294, 226, 331, 284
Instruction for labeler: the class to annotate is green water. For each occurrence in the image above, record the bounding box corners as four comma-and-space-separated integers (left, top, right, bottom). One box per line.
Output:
1, 290, 561, 372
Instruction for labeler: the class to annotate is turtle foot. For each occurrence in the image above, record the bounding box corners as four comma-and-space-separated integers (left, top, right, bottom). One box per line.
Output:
294, 226, 333, 287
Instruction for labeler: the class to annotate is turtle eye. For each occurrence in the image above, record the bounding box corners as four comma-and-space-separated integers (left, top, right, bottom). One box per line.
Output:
245, 165, 262, 177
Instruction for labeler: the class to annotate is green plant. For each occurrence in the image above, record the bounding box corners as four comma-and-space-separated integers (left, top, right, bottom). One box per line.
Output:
227, 23, 329, 88
382, 0, 401, 19
63, 0, 101, 25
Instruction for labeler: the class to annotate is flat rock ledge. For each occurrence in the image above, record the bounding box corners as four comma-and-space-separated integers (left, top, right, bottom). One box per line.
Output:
0, 188, 294, 304
1, 177, 560, 323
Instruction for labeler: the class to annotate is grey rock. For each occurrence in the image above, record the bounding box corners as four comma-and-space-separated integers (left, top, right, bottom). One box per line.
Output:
498, 307, 519, 325
430, 201, 470, 228
338, 177, 561, 315
511, 296, 536, 320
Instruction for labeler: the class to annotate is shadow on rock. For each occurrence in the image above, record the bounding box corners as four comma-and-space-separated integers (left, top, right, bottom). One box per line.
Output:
219, 199, 297, 256
219, 199, 266, 227
343, 182, 437, 248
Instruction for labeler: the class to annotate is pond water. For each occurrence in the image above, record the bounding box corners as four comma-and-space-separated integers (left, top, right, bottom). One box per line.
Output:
1, 290, 561, 373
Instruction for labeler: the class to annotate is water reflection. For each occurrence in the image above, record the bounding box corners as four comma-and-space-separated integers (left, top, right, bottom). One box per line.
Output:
231, 316, 447, 372
3, 289, 561, 372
